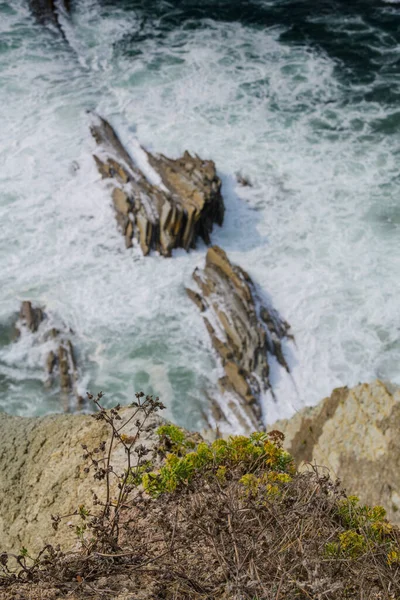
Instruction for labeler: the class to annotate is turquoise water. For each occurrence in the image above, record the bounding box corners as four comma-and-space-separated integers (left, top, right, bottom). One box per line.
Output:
0, 0, 399, 429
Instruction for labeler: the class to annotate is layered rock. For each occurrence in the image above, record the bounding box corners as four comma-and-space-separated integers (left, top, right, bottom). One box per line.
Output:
187, 246, 292, 432
15, 301, 82, 409
271, 380, 400, 525
90, 115, 224, 256
0, 406, 164, 555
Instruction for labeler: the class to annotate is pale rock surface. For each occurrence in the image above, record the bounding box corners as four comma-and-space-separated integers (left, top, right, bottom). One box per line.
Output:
0, 406, 163, 555
271, 380, 400, 524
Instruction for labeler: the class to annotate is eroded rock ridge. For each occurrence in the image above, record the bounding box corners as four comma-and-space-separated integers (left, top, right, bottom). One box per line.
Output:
91, 115, 224, 256
187, 246, 292, 432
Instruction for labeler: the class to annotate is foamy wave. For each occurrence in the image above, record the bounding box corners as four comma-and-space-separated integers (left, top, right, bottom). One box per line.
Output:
1, 0, 399, 428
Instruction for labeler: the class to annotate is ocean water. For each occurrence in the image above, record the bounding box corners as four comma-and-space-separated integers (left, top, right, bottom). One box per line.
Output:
0, 0, 399, 429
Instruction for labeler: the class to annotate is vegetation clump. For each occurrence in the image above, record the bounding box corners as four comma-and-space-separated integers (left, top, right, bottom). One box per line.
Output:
142, 429, 294, 497
0, 393, 399, 600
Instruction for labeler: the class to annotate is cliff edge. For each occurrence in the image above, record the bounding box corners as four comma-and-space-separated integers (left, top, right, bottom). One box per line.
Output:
272, 380, 400, 524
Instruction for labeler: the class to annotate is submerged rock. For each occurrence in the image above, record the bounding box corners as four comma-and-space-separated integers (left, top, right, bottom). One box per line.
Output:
187, 246, 292, 432
271, 380, 400, 525
90, 115, 224, 256
28, 0, 70, 26
236, 172, 252, 187
15, 301, 82, 409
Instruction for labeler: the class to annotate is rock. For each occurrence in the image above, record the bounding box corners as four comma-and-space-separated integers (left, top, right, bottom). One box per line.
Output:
0, 406, 164, 555
14, 302, 82, 409
185, 287, 206, 312
90, 115, 224, 256
271, 380, 400, 525
187, 246, 293, 432
28, 0, 69, 26
19, 300, 44, 333
236, 173, 252, 187
45, 350, 57, 376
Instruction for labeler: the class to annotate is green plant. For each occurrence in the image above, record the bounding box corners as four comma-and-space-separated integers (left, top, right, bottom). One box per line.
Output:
141, 430, 295, 497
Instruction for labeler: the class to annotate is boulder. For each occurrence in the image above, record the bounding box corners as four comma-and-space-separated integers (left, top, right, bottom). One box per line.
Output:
90, 115, 224, 256
15, 301, 82, 409
271, 380, 400, 524
187, 246, 293, 432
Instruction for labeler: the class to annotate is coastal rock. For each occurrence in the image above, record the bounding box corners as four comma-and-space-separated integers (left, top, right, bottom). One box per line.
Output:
15, 301, 82, 409
28, 0, 70, 25
18, 300, 44, 333
0, 407, 163, 555
90, 115, 224, 256
187, 246, 292, 432
271, 380, 400, 524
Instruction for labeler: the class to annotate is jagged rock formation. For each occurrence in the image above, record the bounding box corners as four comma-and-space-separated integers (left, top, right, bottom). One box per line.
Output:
15, 301, 82, 409
90, 115, 224, 256
187, 246, 292, 432
0, 407, 164, 555
29, 0, 70, 26
271, 380, 400, 525
18, 300, 44, 333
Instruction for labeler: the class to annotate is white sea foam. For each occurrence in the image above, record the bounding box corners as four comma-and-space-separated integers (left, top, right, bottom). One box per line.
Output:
0, 0, 399, 428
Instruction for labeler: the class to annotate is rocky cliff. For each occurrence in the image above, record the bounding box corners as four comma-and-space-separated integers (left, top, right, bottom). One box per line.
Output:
2, 380, 399, 561
0, 405, 163, 555
271, 380, 400, 524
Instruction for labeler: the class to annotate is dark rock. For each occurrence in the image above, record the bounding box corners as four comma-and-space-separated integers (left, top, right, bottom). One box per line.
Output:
90, 115, 224, 256
29, 0, 69, 27
187, 246, 293, 431
19, 300, 44, 333
45, 350, 57, 376
236, 173, 252, 187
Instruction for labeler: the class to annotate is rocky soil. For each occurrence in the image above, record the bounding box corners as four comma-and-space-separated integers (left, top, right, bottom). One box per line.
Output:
187, 246, 293, 433
91, 115, 224, 256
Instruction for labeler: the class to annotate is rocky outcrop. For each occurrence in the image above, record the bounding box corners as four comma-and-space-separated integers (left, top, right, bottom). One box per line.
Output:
29, 0, 70, 26
271, 380, 400, 524
90, 115, 224, 256
1, 382, 400, 554
15, 301, 82, 409
0, 406, 163, 555
187, 246, 292, 432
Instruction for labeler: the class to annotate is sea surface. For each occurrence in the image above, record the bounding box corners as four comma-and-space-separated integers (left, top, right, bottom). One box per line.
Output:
0, 0, 399, 429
